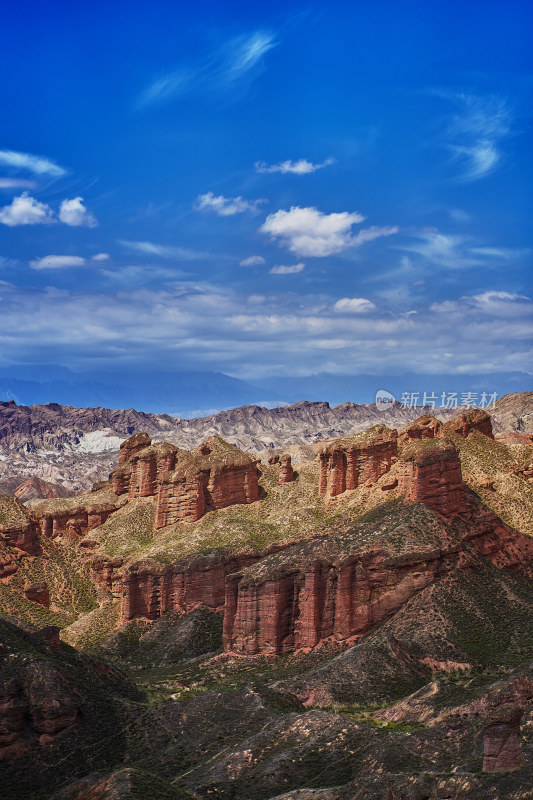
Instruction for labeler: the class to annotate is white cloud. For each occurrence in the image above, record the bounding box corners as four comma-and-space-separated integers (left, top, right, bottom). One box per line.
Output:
333, 297, 376, 313
0, 178, 37, 190
0, 149, 66, 177
400, 231, 527, 270
91, 253, 110, 262
0, 282, 530, 379
269, 263, 305, 275
351, 225, 399, 246
137, 30, 277, 109
30, 255, 87, 270
437, 92, 512, 182
450, 140, 499, 181
195, 192, 266, 216
58, 196, 97, 227
431, 291, 531, 315
449, 208, 470, 223
240, 255, 266, 266
260, 206, 396, 257
118, 239, 210, 260
255, 157, 335, 175
0, 193, 55, 226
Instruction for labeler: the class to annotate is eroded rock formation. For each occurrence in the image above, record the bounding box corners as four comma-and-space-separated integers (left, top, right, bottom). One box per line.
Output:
318, 426, 398, 497
278, 454, 294, 484
155, 436, 259, 527
223, 503, 533, 656
442, 408, 494, 439
397, 439, 470, 519
120, 552, 258, 622
24, 581, 50, 607
0, 496, 40, 555
398, 414, 442, 444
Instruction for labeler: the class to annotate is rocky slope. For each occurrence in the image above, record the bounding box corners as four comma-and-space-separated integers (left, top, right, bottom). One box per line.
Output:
0, 392, 531, 493
1, 407, 533, 799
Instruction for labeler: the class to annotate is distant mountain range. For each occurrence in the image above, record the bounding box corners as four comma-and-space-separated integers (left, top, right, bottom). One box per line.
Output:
0, 391, 531, 495
0, 365, 529, 416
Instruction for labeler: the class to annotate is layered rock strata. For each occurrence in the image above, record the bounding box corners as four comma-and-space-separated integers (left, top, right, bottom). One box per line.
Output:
397, 439, 470, 519
154, 436, 259, 527
318, 426, 398, 497
223, 504, 533, 656
37, 502, 116, 540
120, 552, 259, 622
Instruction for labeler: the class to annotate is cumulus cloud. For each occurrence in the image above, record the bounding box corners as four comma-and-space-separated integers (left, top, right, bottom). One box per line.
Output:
91, 253, 110, 262
30, 255, 87, 270
269, 263, 305, 275
333, 297, 376, 313
195, 192, 266, 216
0, 193, 55, 226
255, 157, 335, 175
240, 255, 266, 266
58, 197, 97, 227
260, 206, 396, 257
137, 30, 277, 109
0, 149, 66, 177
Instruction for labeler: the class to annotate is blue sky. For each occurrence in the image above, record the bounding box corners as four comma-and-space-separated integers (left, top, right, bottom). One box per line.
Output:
0, 0, 531, 385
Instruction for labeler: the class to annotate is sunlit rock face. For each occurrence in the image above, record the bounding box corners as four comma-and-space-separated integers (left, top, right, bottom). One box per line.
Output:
318, 426, 398, 497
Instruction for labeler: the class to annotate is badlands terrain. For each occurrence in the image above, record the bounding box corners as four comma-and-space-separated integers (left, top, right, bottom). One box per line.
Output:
0, 393, 532, 799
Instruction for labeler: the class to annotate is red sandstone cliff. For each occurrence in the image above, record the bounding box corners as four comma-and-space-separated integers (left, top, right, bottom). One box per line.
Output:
318, 425, 398, 498
155, 436, 259, 527
397, 439, 470, 519
222, 500, 533, 656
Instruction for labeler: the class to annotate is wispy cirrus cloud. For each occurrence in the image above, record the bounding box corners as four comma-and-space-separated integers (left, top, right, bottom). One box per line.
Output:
137, 30, 278, 109
0, 178, 37, 190
260, 206, 397, 257
118, 239, 211, 260
0, 149, 66, 177
255, 157, 335, 175
399, 231, 528, 270
195, 192, 266, 216
437, 92, 512, 181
